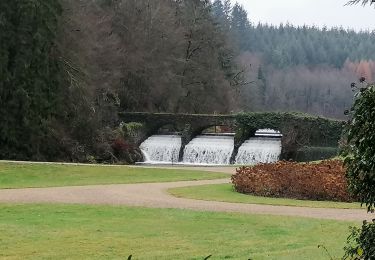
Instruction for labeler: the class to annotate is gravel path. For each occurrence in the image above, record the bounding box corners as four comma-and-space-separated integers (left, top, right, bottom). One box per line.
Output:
131, 165, 238, 174
0, 177, 372, 221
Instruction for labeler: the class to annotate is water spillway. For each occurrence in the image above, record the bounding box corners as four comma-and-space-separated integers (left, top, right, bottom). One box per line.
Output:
255, 129, 283, 138
182, 135, 234, 165
138, 130, 282, 165
235, 137, 282, 165
139, 135, 181, 163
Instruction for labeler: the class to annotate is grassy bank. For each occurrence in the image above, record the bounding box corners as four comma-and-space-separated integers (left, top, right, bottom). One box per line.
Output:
169, 184, 362, 209
0, 204, 354, 259
0, 162, 227, 189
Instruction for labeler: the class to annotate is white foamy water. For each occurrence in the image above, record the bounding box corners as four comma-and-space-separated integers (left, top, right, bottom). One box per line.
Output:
140, 135, 181, 163
182, 135, 234, 165
235, 137, 282, 165
255, 129, 282, 137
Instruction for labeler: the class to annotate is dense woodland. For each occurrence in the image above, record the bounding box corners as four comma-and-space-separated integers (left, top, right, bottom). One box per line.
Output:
1, 0, 374, 161
213, 1, 375, 118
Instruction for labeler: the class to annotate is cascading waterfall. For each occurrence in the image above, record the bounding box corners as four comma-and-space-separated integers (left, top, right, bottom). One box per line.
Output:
138, 129, 282, 165
140, 135, 181, 163
182, 135, 234, 165
255, 129, 283, 138
235, 137, 282, 165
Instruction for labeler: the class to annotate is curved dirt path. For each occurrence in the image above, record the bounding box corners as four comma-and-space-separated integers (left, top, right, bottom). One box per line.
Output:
0, 177, 372, 221
131, 165, 238, 174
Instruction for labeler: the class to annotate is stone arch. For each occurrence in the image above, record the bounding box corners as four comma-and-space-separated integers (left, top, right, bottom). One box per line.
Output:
119, 112, 344, 162
152, 123, 180, 135
235, 112, 343, 160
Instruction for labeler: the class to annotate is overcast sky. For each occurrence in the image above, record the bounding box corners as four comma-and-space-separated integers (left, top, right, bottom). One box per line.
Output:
232, 0, 375, 31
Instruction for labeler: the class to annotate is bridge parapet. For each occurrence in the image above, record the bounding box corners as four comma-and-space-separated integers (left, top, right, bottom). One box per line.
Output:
119, 112, 238, 161
118, 112, 344, 161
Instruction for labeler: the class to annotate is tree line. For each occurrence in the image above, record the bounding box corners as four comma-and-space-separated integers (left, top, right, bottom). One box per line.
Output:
238, 23, 375, 68
1, 0, 243, 161
0, 1, 63, 160
211, 0, 375, 119
1, 0, 374, 162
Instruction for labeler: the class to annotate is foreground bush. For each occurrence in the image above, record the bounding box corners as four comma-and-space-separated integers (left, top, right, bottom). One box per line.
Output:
232, 160, 353, 202
342, 79, 375, 259
344, 220, 375, 259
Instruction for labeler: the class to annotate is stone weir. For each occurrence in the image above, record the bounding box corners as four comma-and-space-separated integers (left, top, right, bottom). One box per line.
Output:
118, 112, 344, 163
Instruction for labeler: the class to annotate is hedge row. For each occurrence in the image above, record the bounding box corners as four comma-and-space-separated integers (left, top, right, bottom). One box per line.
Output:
294, 146, 339, 162
235, 112, 344, 147
232, 160, 353, 202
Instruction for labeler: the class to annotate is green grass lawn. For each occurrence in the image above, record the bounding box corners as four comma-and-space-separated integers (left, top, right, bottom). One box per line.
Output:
0, 204, 354, 259
169, 184, 362, 209
0, 162, 227, 189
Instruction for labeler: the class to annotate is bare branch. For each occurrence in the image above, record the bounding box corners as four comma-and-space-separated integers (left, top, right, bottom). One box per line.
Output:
345, 0, 375, 6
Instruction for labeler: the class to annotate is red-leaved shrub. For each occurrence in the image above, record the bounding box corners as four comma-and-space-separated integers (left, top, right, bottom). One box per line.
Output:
112, 138, 133, 152
232, 160, 354, 202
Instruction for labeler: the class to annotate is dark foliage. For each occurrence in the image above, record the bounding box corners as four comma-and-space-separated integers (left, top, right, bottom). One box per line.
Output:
0, 0, 63, 161
212, 0, 375, 119
342, 80, 375, 259
244, 24, 375, 69
294, 146, 339, 162
0, 0, 241, 162
111, 138, 142, 164
344, 83, 375, 212
344, 220, 375, 259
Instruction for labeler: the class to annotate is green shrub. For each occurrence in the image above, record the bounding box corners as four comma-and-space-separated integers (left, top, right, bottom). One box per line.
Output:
344, 84, 375, 212
122, 122, 144, 139
344, 220, 375, 259
294, 146, 339, 162
343, 82, 375, 259
236, 112, 343, 147
114, 122, 146, 145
